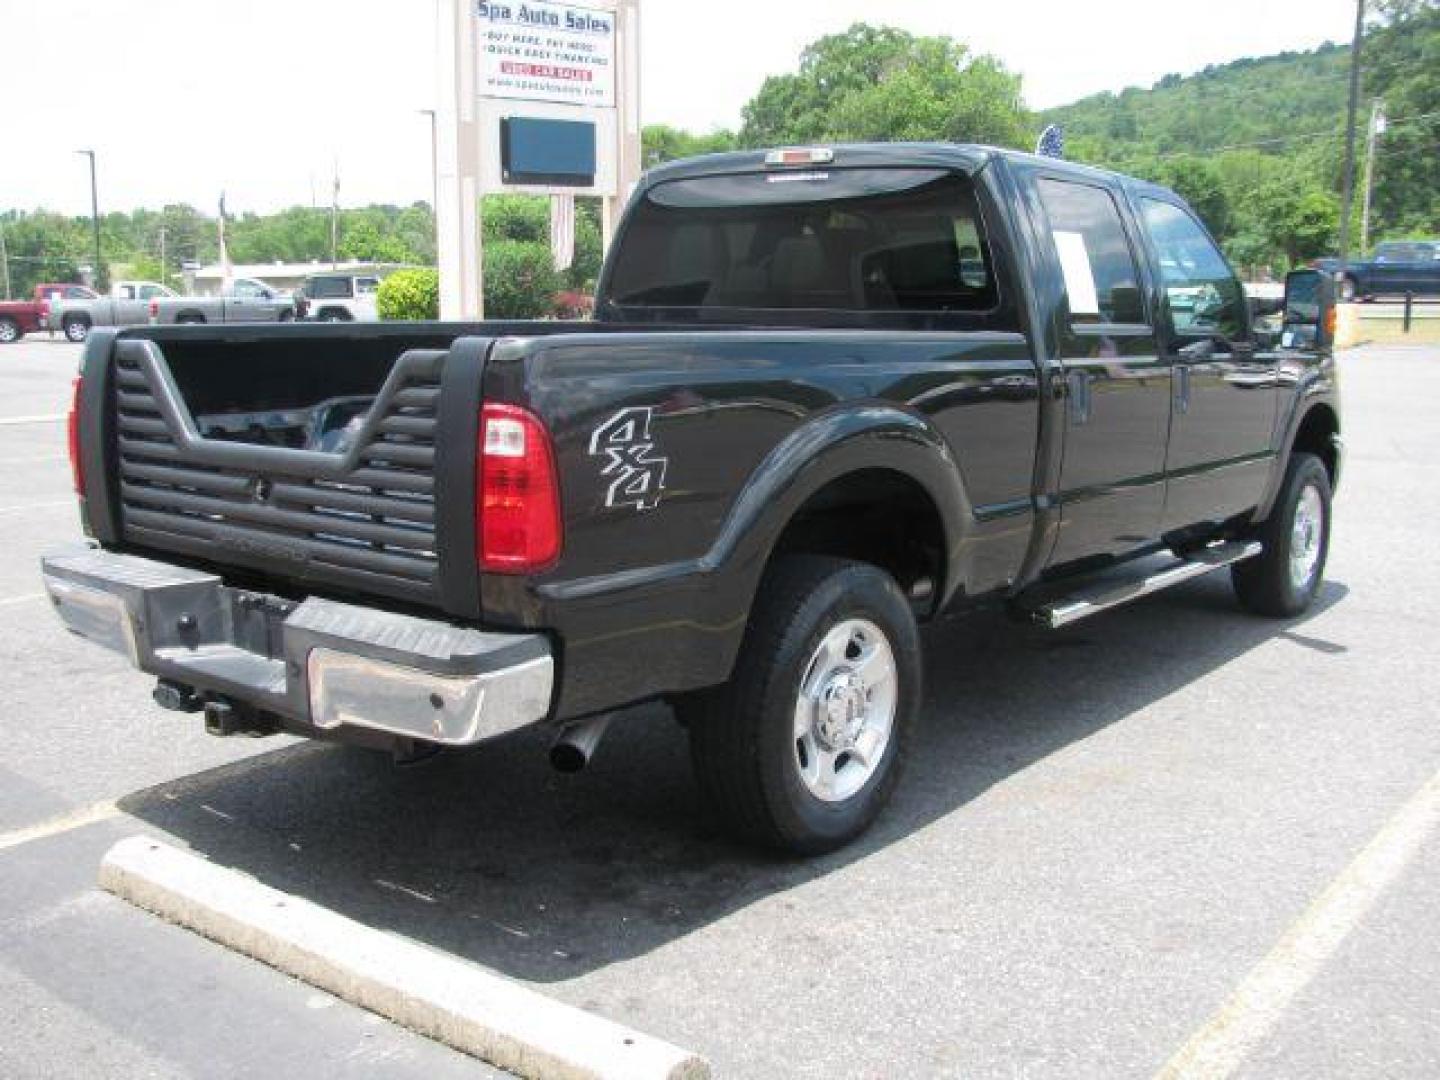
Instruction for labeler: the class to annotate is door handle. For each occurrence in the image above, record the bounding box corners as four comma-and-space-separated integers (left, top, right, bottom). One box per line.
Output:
1175, 365, 1192, 415
1067, 371, 1093, 426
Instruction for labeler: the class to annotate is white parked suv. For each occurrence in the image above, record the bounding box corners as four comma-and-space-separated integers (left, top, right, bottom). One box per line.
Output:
297, 273, 381, 322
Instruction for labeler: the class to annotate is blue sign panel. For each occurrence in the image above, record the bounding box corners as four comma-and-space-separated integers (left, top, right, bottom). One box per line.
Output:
501, 116, 598, 187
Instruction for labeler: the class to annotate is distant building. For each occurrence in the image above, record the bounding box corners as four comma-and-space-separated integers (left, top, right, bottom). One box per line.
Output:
185, 261, 412, 295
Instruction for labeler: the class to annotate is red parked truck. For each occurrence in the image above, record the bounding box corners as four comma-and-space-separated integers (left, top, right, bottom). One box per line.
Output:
0, 283, 99, 343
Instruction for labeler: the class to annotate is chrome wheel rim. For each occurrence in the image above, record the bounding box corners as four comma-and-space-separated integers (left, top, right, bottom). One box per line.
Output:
0, 323, 16, 342
65, 322, 86, 342
793, 618, 897, 803
1290, 483, 1324, 592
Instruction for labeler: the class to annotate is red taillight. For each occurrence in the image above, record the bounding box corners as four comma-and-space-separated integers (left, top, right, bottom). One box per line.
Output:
148, 299, 159, 320
477, 402, 561, 573
67, 376, 84, 494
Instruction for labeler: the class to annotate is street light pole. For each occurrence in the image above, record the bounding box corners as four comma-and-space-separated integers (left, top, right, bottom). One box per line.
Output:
77, 149, 101, 286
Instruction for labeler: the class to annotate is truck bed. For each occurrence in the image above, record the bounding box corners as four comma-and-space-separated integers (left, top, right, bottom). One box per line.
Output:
85, 323, 603, 614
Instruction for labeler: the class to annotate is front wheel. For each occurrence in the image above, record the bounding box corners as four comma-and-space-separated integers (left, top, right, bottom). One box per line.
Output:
63, 317, 90, 343
0, 318, 20, 344
1232, 452, 1332, 617
681, 556, 920, 854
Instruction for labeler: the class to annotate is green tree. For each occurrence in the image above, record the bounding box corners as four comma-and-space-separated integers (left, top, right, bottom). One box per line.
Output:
1250, 183, 1340, 266
642, 125, 737, 167
739, 24, 1030, 149
482, 195, 550, 245
1362, 1, 1440, 240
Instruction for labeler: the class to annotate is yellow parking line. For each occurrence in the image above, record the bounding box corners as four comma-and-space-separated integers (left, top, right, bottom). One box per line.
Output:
0, 593, 46, 607
0, 801, 120, 854
1157, 766, 1440, 1079
0, 500, 73, 514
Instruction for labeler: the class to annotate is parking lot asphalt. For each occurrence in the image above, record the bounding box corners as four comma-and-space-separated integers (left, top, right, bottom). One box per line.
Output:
1, 334, 1438, 1078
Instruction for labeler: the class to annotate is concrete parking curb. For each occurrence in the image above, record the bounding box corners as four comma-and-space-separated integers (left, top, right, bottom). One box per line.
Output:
99, 836, 710, 1080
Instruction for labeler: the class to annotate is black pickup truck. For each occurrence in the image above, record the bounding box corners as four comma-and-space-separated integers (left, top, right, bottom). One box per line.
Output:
1316, 239, 1440, 302
44, 144, 1341, 853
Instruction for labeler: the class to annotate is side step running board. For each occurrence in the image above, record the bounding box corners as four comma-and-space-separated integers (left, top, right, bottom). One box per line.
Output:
1025, 541, 1262, 629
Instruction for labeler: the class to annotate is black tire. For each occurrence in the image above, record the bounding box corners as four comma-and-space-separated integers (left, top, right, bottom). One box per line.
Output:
63, 316, 90, 343
176, 312, 206, 325
1232, 452, 1332, 617
1338, 276, 1358, 303
0, 317, 20, 344
682, 555, 921, 854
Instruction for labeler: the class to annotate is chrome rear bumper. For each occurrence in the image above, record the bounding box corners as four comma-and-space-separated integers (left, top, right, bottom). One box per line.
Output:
41, 549, 553, 746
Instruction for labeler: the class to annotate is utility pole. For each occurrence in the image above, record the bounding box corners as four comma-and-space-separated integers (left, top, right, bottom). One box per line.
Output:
1336, 0, 1366, 270
77, 149, 102, 286
330, 160, 340, 269
0, 222, 11, 300
1360, 99, 1385, 257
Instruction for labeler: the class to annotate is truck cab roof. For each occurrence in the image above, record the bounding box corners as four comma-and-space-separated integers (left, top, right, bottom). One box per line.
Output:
643, 141, 1180, 199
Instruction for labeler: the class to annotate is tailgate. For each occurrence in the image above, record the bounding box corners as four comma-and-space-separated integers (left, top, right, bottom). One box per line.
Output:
83, 327, 486, 616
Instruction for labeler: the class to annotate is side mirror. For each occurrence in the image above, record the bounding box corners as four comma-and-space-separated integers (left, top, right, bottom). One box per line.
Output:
1281, 269, 1334, 349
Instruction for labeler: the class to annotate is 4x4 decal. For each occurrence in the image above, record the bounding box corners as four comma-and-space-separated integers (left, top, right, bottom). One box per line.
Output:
588, 407, 669, 511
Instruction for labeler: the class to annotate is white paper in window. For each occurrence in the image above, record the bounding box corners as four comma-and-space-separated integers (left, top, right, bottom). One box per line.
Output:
1053, 230, 1100, 316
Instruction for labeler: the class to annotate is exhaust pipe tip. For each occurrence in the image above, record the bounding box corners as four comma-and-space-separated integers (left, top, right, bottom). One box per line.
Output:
549, 742, 589, 774
548, 713, 614, 774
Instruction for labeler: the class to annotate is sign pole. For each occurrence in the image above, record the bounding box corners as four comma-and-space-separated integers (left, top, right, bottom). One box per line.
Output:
603, 0, 641, 253
436, 0, 485, 319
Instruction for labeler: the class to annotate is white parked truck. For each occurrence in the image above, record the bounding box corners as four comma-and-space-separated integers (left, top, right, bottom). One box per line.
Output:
54, 278, 297, 342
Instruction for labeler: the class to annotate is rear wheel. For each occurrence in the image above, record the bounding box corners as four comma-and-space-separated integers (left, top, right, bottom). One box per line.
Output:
1338, 276, 1358, 303
63, 316, 90, 343
682, 556, 920, 854
1232, 452, 1332, 617
0, 317, 20, 344
176, 312, 206, 325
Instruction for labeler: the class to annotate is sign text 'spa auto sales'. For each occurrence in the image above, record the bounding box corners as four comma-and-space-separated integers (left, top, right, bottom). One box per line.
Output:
476, 1, 616, 108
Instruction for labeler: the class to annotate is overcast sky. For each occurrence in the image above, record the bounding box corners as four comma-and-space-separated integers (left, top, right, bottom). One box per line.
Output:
4, 0, 1363, 216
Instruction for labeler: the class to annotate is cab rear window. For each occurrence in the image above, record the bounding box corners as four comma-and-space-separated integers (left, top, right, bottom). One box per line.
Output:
605, 169, 1002, 320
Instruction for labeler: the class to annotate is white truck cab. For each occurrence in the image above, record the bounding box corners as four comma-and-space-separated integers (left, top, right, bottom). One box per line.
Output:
298, 273, 381, 322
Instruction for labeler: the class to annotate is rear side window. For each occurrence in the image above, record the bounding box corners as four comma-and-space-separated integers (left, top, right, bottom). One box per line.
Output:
605, 169, 1001, 319
1139, 198, 1245, 343
1036, 178, 1144, 325
1375, 242, 1418, 262
307, 277, 353, 299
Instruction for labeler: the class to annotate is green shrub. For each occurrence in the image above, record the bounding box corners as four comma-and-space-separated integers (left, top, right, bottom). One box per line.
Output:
484, 241, 562, 319
377, 268, 439, 321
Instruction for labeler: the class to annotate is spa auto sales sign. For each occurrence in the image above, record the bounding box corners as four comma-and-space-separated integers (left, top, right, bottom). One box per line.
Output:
475, 1, 616, 108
